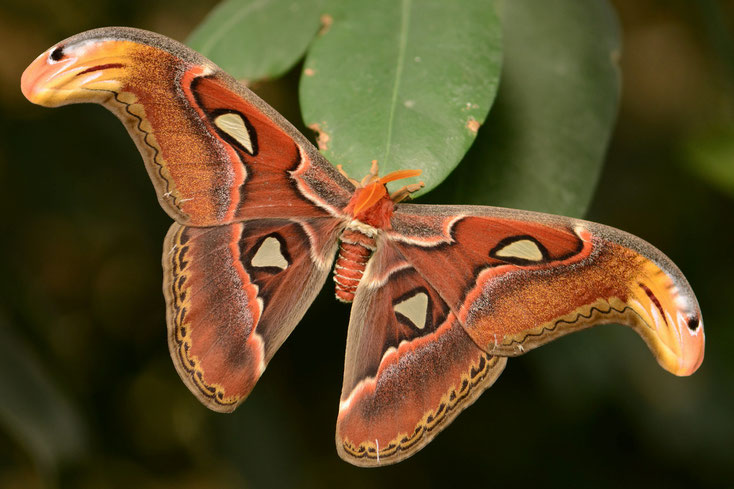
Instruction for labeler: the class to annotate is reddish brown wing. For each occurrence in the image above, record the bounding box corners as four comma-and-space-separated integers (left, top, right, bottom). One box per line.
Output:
164, 217, 343, 411
21, 27, 353, 226
337, 241, 506, 466
388, 204, 704, 377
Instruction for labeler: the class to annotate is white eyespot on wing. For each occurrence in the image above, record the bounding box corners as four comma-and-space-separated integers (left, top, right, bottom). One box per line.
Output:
214, 112, 254, 154
394, 291, 429, 329
251, 237, 288, 270
494, 239, 544, 261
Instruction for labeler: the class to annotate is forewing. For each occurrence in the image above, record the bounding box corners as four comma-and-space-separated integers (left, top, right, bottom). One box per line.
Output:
21, 27, 353, 226
164, 217, 343, 411
337, 241, 506, 466
389, 204, 704, 376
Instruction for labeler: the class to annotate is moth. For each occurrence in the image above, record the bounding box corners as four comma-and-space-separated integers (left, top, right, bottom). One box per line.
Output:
21, 27, 704, 467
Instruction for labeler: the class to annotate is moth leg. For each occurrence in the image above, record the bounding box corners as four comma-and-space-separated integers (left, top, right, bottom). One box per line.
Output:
390, 181, 425, 203
336, 164, 361, 186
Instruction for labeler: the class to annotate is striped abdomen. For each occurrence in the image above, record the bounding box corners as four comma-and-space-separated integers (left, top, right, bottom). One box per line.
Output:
334, 227, 376, 302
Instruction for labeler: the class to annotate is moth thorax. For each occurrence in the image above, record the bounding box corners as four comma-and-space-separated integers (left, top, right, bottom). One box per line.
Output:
334, 227, 376, 303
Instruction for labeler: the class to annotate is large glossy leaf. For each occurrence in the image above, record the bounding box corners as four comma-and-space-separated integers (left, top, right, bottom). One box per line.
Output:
188, 0, 326, 81
300, 0, 502, 193
432, 0, 621, 217
0, 318, 86, 471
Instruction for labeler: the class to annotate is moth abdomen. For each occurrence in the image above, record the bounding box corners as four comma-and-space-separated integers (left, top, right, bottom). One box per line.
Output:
334, 227, 376, 302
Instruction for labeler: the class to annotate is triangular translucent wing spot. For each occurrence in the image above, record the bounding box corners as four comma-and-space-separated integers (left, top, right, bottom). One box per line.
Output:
491, 236, 546, 262
250, 235, 289, 270
213, 111, 257, 155
393, 289, 429, 330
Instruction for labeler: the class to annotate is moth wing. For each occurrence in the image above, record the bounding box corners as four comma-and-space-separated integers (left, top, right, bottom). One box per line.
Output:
164, 217, 343, 411
336, 241, 506, 466
389, 204, 704, 376
22, 27, 353, 226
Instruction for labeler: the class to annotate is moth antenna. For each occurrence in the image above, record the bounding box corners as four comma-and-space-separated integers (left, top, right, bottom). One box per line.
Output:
369, 159, 379, 178
360, 159, 381, 186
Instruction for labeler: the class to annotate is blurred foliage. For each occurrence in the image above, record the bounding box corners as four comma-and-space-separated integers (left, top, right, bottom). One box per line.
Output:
1, 0, 733, 488
683, 126, 734, 199
0, 318, 86, 474
188, 0, 326, 81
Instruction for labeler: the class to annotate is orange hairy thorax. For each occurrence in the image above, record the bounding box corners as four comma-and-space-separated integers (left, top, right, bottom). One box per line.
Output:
342, 163, 423, 229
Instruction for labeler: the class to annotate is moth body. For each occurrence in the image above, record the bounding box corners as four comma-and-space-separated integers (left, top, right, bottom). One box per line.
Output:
334, 228, 376, 302
334, 171, 422, 302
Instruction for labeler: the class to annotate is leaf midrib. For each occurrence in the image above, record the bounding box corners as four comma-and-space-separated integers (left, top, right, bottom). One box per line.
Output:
382, 0, 411, 168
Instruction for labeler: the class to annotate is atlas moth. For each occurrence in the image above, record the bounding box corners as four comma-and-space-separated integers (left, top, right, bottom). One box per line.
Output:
21, 27, 704, 466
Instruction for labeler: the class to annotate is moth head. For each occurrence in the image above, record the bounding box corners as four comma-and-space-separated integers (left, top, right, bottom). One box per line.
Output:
22, 36, 140, 107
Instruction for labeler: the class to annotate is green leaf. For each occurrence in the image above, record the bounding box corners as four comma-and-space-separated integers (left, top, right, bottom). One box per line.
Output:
0, 318, 86, 472
433, 0, 621, 217
188, 0, 326, 81
300, 0, 502, 193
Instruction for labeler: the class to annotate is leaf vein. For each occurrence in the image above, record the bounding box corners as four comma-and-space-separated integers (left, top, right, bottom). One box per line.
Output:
383, 0, 411, 167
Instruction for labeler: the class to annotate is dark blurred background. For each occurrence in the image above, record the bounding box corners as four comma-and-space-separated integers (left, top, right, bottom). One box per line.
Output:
1, 0, 733, 487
